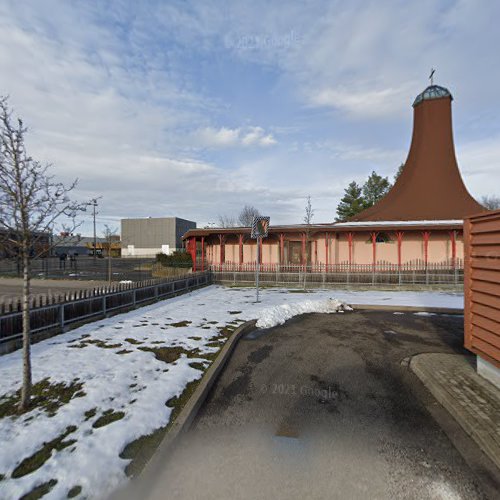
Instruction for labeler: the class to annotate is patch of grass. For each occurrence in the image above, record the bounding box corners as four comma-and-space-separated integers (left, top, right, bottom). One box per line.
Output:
84, 408, 97, 421
67, 334, 90, 344
169, 320, 192, 328
124, 338, 143, 345
67, 485, 82, 498
12, 426, 77, 478
188, 336, 202, 341
217, 325, 237, 337
138, 346, 201, 364
0, 378, 85, 418
287, 289, 312, 293
20, 479, 58, 500
116, 349, 133, 355
69, 339, 122, 349
228, 311, 242, 315
92, 409, 125, 429
0, 473, 5, 481
188, 362, 206, 371
205, 341, 223, 348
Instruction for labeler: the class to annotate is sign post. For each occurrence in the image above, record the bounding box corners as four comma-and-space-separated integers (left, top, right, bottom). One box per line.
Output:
251, 216, 270, 303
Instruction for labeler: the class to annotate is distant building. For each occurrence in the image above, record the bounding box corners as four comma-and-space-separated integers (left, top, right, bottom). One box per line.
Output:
53, 234, 121, 257
121, 217, 196, 258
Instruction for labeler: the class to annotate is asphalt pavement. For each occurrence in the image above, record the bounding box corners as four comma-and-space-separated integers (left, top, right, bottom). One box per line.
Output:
144, 310, 498, 499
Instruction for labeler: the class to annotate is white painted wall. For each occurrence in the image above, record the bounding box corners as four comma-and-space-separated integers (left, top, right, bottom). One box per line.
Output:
477, 357, 500, 389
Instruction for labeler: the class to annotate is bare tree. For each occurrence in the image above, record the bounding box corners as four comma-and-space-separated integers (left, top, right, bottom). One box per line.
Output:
238, 205, 260, 226
303, 196, 315, 267
103, 225, 118, 284
481, 195, 500, 210
304, 195, 314, 225
217, 214, 237, 228
0, 97, 87, 411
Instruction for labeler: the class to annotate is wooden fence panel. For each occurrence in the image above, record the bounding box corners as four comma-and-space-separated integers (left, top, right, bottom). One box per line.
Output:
464, 210, 500, 368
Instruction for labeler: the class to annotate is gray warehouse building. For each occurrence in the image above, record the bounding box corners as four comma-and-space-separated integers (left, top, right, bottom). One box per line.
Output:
121, 217, 196, 258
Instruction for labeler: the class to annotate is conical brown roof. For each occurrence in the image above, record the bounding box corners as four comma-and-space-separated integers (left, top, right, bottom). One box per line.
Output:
350, 85, 484, 222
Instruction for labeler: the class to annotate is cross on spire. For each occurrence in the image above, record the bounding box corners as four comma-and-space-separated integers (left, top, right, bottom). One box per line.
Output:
429, 68, 436, 86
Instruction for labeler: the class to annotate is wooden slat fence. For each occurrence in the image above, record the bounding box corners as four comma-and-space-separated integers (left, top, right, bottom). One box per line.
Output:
464, 210, 500, 368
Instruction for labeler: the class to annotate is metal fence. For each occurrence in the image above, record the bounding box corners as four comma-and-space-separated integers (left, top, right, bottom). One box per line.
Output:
0, 256, 157, 282
209, 262, 463, 287
0, 271, 212, 348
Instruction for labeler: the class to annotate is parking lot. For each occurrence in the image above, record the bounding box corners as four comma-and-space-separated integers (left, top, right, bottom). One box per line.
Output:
144, 310, 494, 499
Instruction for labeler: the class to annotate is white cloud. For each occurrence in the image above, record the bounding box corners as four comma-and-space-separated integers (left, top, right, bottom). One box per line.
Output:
195, 126, 276, 148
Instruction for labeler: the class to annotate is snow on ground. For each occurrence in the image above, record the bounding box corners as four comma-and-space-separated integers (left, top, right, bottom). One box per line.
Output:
0, 286, 463, 499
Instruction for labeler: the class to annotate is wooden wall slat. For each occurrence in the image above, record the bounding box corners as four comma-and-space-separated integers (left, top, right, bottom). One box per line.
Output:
471, 302, 500, 324
471, 281, 500, 299
472, 325, 500, 350
471, 257, 500, 271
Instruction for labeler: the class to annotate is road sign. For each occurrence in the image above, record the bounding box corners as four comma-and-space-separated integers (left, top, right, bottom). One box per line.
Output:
251, 216, 270, 303
251, 216, 270, 239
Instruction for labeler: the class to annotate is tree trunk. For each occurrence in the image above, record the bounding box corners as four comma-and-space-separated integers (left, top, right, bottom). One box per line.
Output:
20, 246, 32, 411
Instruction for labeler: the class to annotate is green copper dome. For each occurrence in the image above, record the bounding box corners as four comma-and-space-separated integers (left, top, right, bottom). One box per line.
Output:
413, 85, 453, 107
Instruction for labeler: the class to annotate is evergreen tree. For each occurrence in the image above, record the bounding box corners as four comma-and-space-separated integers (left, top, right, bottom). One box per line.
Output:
362, 171, 391, 208
394, 163, 404, 182
335, 181, 365, 221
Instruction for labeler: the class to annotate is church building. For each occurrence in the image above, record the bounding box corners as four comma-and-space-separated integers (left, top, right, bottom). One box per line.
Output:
183, 83, 485, 272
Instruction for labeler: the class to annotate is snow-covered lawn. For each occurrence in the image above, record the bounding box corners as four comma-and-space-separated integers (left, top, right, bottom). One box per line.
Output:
0, 286, 463, 499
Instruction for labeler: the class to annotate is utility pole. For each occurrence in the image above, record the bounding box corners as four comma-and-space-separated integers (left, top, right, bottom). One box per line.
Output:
90, 197, 101, 260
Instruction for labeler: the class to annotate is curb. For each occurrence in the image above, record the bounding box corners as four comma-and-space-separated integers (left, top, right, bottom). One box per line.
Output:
111, 319, 257, 499
410, 353, 500, 472
352, 304, 463, 314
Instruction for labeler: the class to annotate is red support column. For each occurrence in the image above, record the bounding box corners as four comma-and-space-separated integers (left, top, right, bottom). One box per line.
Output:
189, 237, 197, 272
279, 233, 285, 266
218, 234, 225, 266
238, 234, 244, 270
370, 232, 378, 269
347, 232, 354, 266
449, 230, 457, 269
422, 231, 431, 267
314, 239, 318, 267
301, 232, 306, 267
200, 236, 205, 271
395, 231, 404, 267
325, 232, 329, 272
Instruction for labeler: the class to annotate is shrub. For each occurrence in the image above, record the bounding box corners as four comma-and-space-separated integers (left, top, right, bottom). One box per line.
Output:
156, 250, 192, 268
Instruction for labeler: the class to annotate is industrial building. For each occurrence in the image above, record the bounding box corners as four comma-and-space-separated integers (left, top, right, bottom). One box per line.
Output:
121, 217, 196, 258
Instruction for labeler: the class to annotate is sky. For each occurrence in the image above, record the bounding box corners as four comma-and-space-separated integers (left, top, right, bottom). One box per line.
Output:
0, 0, 499, 235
